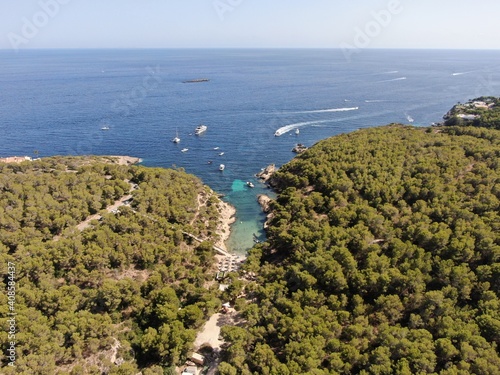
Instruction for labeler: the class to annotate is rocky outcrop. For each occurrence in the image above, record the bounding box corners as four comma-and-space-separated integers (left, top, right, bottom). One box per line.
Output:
257, 194, 274, 229
256, 164, 277, 183
292, 144, 308, 153
257, 194, 272, 213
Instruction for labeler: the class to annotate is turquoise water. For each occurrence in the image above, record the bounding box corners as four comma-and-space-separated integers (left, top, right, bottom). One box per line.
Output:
225, 179, 275, 254
1, 49, 499, 254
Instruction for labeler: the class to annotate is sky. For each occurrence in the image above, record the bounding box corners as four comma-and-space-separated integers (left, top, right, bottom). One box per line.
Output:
1, 0, 499, 50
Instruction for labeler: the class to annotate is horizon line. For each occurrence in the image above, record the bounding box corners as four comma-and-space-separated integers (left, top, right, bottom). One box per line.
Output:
1, 46, 500, 52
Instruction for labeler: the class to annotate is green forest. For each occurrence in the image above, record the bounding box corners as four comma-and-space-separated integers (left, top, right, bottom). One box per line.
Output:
0, 156, 226, 374
219, 125, 500, 374
3, 104, 500, 374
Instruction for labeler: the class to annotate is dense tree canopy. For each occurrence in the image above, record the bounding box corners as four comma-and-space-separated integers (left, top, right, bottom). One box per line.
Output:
0, 157, 224, 374
221, 125, 500, 374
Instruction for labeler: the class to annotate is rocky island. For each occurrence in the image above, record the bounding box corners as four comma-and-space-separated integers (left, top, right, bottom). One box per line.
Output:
182, 78, 210, 83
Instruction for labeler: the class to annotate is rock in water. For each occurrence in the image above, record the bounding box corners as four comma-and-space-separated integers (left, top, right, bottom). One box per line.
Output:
256, 164, 276, 183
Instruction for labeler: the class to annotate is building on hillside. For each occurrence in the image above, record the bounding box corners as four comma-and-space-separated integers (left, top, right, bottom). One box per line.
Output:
181, 366, 198, 375
189, 352, 205, 366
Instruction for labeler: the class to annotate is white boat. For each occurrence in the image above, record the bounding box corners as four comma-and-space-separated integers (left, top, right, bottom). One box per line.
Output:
213, 147, 219, 150
219, 152, 225, 156
172, 129, 180, 143
246, 181, 255, 188
219, 164, 225, 171
181, 148, 189, 152
406, 114, 414, 123
101, 126, 110, 130
194, 124, 207, 135
295, 128, 300, 135
274, 130, 281, 137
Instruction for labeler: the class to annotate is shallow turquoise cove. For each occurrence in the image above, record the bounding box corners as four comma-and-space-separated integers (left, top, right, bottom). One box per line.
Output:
231, 179, 248, 192
224, 179, 273, 255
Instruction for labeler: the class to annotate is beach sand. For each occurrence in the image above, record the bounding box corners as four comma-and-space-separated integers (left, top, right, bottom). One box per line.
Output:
214, 199, 236, 252
213, 199, 247, 280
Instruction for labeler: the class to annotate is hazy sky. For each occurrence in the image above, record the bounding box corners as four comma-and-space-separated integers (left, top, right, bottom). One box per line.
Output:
1, 0, 499, 50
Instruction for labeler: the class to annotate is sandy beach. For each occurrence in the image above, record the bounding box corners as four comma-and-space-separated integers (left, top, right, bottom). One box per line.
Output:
214, 199, 236, 252
212, 197, 247, 273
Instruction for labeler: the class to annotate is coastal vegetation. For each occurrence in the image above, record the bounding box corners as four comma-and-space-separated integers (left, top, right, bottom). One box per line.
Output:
220, 124, 500, 374
0, 156, 226, 374
444, 96, 500, 129
3, 97, 500, 374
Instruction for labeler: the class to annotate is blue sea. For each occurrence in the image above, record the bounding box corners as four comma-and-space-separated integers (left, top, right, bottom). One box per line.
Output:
1, 49, 499, 254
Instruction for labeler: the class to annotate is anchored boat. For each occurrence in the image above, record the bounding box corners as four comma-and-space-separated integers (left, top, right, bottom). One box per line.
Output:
194, 124, 207, 135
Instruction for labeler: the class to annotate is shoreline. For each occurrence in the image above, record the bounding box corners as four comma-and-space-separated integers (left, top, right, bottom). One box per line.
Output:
0, 155, 142, 165
214, 198, 236, 253
213, 197, 247, 272
106, 155, 142, 165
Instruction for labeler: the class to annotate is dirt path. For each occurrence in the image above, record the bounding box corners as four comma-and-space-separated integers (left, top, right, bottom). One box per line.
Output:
54, 181, 137, 241
192, 309, 244, 374
76, 192, 133, 232
193, 313, 225, 350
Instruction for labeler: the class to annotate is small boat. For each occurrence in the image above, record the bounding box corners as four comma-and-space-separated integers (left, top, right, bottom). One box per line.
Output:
194, 124, 207, 135
406, 115, 414, 123
172, 129, 180, 143
219, 164, 225, 171
181, 148, 189, 152
274, 130, 281, 137
246, 182, 255, 188
101, 126, 110, 130
214, 147, 220, 150
208, 160, 213, 164
219, 152, 225, 156
295, 128, 300, 135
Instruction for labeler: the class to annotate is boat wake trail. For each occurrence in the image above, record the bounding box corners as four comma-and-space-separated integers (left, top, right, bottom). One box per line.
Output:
378, 77, 407, 83
365, 100, 386, 103
274, 119, 333, 136
452, 71, 474, 76
288, 107, 359, 114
